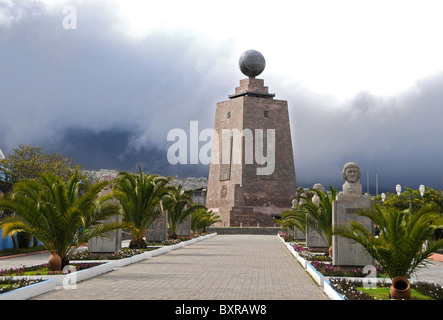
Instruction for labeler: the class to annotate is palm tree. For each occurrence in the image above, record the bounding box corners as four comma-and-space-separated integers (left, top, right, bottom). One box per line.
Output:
0, 168, 122, 270
278, 206, 307, 237
304, 186, 337, 248
333, 204, 443, 279
164, 185, 206, 239
191, 208, 221, 234
285, 186, 337, 248
112, 166, 172, 248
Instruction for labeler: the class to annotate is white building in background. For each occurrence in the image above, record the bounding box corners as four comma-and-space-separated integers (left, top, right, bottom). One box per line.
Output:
0, 148, 4, 160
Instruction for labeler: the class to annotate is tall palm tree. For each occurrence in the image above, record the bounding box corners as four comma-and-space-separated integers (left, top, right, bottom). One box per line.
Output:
333, 204, 443, 279
283, 186, 337, 248
0, 168, 122, 270
112, 166, 172, 248
164, 185, 206, 239
303, 186, 337, 248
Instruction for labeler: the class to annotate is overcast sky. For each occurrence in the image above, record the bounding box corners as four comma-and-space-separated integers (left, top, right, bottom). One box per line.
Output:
1, 0, 443, 193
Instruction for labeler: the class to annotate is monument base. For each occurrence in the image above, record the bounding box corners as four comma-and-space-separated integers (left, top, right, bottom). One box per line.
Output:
332, 194, 375, 267
88, 215, 122, 253
306, 226, 328, 248
146, 213, 168, 242
227, 206, 285, 227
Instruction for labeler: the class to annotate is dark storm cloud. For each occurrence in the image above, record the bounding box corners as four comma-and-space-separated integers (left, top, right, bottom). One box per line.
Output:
45, 126, 208, 178
1, 0, 443, 192
288, 72, 443, 191
0, 0, 233, 178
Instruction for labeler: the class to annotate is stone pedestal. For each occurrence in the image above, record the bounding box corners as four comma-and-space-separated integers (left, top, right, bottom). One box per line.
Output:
306, 183, 327, 247
306, 226, 327, 248
88, 174, 122, 253
88, 215, 122, 253
146, 212, 168, 242
176, 215, 191, 237
332, 194, 375, 266
293, 227, 306, 240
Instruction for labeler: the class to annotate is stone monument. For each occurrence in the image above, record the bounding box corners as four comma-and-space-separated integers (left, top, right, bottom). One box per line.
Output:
176, 215, 191, 237
146, 212, 168, 242
88, 174, 122, 253
205, 50, 297, 227
332, 162, 375, 266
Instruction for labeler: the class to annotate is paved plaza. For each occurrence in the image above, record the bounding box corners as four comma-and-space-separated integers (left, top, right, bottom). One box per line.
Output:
27, 234, 328, 300
1, 234, 443, 301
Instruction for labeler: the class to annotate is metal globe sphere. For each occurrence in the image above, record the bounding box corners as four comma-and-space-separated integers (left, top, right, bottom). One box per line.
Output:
238, 50, 266, 78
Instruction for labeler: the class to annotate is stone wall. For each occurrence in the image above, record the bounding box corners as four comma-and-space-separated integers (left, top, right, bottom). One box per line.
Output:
208, 227, 282, 235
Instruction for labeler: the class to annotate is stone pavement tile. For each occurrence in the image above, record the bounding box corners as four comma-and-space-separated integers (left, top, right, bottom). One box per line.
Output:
33, 235, 328, 300
413, 259, 443, 286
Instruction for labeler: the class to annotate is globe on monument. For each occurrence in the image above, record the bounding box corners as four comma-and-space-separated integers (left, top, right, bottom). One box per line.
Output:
238, 49, 266, 78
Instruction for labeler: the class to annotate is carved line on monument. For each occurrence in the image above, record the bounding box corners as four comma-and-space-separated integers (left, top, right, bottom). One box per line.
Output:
219, 135, 232, 181
220, 185, 227, 198
345, 208, 363, 215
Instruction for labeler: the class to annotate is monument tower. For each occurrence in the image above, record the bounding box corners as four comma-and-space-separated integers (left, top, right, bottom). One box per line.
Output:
205, 50, 297, 227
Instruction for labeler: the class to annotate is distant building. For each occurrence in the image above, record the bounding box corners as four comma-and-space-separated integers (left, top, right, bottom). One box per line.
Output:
191, 187, 207, 205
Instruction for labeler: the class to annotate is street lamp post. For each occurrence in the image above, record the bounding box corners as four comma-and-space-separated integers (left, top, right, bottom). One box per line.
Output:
395, 184, 425, 217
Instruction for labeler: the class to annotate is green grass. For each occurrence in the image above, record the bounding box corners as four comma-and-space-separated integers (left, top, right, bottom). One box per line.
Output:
357, 286, 435, 300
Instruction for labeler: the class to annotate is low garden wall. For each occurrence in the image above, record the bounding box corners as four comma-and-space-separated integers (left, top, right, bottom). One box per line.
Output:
0, 232, 217, 300
208, 227, 282, 235
277, 233, 392, 300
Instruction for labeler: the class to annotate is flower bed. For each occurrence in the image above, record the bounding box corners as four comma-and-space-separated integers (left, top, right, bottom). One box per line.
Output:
310, 260, 386, 277
0, 278, 44, 294
278, 232, 443, 300
328, 278, 443, 300
4, 261, 114, 286
69, 248, 148, 261
0, 278, 55, 300
0, 232, 217, 299
293, 245, 332, 262
0, 262, 104, 276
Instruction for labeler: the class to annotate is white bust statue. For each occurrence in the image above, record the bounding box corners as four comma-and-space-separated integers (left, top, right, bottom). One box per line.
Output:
312, 183, 324, 206
342, 162, 362, 195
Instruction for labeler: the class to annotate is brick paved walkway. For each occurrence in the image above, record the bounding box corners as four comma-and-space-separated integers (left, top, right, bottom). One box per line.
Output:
33, 235, 328, 300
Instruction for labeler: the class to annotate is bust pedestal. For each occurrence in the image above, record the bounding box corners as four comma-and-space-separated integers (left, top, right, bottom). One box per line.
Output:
332, 193, 375, 267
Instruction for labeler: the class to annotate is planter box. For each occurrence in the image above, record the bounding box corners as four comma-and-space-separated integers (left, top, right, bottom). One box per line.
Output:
0, 279, 56, 300
1, 233, 218, 300
306, 262, 325, 286
324, 276, 392, 286
9, 261, 114, 286
297, 255, 308, 269
97, 250, 153, 269
278, 234, 394, 300
306, 261, 392, 288
324, 279, 346, 300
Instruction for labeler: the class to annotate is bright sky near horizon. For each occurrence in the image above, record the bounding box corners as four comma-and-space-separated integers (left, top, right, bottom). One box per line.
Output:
112, 0, 443, 99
